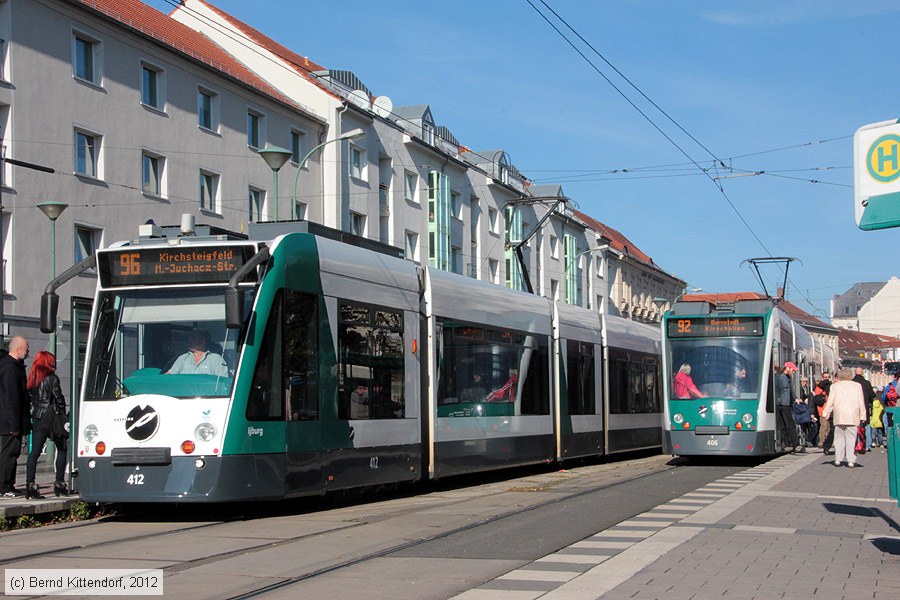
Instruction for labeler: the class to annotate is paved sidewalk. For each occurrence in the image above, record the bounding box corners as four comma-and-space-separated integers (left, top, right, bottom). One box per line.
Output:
456, 448, 900, 599
0, 451, 79, 519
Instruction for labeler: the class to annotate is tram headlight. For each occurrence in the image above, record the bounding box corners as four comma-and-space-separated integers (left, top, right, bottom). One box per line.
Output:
83, 424, 99, 443
673, 413, 684, 424
742, 413, 753, 424
194, 422, 217, 442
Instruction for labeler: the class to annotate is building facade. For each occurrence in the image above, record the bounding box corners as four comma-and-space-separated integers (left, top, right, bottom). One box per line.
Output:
2, 0, 683, 395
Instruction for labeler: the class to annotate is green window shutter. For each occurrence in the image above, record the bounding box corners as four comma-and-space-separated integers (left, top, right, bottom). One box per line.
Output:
564, 235, 578, 304
504, 207, 523, 290
428, 171, 451, 271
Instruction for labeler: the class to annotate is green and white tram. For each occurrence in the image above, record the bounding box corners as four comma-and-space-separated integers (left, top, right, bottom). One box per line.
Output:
661, 298, 824, 457
42, 219, 662, 502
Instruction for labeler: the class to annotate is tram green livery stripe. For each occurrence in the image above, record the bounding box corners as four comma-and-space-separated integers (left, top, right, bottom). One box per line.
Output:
221, 233, 334, 455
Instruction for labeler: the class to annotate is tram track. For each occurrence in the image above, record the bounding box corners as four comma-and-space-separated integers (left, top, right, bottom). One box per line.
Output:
1, 455, 684, 598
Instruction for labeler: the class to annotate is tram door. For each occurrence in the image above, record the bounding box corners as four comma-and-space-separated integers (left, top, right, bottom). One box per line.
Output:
68, 296, 93, 493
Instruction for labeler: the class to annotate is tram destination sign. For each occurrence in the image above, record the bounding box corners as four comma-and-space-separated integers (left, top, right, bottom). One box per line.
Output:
99, 245, 257, 287
667, 316, 764, 339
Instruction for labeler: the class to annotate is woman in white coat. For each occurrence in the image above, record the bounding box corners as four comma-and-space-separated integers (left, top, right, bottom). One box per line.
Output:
822, 369, 866, 467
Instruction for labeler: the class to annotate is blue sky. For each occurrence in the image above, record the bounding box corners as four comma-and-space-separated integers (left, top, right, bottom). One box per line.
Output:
147, 0, 900, 318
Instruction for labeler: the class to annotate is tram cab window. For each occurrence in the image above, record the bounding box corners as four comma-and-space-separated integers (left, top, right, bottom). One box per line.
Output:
666, 338, 763, 401
337, 302, 405, 420
247, 289, 319, 422
84, 289, 244, 400
435, 319, 550, 417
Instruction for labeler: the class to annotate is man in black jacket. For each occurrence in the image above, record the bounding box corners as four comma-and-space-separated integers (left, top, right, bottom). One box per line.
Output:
853, 367, 876, 452
0, 336, 30, 497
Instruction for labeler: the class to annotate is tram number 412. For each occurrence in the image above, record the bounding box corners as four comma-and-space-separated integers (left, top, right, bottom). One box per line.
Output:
127, 473, 145, 485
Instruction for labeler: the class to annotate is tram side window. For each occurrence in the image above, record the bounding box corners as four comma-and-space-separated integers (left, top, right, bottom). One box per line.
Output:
337, 302, 405, 420
609, 348, 659, 414
247, 293, 284, 421
284, 290, 318, 421
436, 319, 549, 417
567, 340, 595, 415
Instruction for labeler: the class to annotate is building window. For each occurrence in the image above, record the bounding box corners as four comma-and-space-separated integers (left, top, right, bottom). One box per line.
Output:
141, 63, 164, 109
405, 230, 418, 261
74, 224, 102, 264
249, 187, 264, 222
451, 191, 461, 219
141, 152, 164, 197
74, 129, 101, 178
73, 33, 100, 85
350, 212, 366, 236
489, 259, 499, 285
349, 144, 365, 180
422, 122, 435, 145
247, 110, 263, 149
199, 170, 219, 212
550, 235, 559, 259
290, 129, 306, 164
451, 246, 462, 274
404, 171, 417, 202
488, 208, 499, 234
296, 201, 307, 221
198, 88, 218, 131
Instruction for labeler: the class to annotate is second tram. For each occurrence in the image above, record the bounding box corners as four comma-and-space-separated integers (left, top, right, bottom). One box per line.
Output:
661, 298, 836, 457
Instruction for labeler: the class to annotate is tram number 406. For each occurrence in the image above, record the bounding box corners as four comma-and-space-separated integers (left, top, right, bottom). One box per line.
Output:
127, 473, 145, 485
706, 437, 719, 447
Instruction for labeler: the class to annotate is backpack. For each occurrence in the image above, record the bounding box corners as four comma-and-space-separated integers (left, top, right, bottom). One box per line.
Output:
886, 383, 898, 407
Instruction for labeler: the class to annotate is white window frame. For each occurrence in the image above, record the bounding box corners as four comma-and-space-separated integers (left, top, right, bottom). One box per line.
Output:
141, 150, 166, 198
290, 128, 307, 165
404, 171, 418, 202
350, 211, 366, 237
405, 230, 419, 261
349, 143, 366, 180
248, 186, 265, 223
74, 222, 103, 267
72, 30, 102, 86
198, 86, 219, 132
140, 61, 165, 111
488, 208, 499, 234
451, 190, 461, 220
296, 201, 308, 221
550, 235, 559, 259
247, 108, 265, 150
74, 127, 103, 179
489, 259, 500, 285
199, 169, 220, 213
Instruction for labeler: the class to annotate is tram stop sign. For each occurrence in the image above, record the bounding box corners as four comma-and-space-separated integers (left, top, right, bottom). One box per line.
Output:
854, 119, 900, 230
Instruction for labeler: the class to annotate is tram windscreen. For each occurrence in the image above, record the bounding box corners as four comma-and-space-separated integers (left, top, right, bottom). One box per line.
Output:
667, 338, 764, 401
84, 288, 254, 400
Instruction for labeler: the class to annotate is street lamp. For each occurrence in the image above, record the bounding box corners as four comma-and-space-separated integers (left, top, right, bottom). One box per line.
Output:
36, 201, 68, 356
675, 287, 702, 303
258, 145, 293, 222
292, 128, 365, 221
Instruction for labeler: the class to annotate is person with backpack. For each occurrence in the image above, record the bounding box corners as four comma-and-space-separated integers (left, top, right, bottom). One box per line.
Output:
884, 372, 899, 432
813, 373, 832, 451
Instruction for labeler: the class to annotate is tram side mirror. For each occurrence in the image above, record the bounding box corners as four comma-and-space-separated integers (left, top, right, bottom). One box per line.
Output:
225, 288, 245, 329
40, 293, 59, 334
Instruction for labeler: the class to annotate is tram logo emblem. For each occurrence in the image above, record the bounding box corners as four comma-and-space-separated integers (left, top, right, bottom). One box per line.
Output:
125, 405, 160, 441
698, 405, 708, 417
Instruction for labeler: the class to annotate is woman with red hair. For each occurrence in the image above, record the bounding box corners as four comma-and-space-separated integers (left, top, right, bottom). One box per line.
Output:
25, 350, 68, 498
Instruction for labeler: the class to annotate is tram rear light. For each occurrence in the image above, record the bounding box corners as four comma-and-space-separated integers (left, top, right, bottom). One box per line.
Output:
95, 442, 106, 455
181, 440, 196, 454
682, 422, 691, 429
734, 422, 743, 430
412, 339, 418, 353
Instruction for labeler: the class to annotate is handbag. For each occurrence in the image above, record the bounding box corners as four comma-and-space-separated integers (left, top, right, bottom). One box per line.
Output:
854, 425, 866, 455
39, 409, 68, 443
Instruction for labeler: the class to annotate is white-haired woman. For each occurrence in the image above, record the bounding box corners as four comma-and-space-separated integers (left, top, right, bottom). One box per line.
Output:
822, 369, 866, 468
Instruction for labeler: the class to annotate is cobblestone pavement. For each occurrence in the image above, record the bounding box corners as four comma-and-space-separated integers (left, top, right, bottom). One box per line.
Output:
456, 448, 900, 599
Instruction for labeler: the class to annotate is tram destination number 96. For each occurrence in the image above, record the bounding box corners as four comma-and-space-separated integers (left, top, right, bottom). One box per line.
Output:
99, 246, 256, 287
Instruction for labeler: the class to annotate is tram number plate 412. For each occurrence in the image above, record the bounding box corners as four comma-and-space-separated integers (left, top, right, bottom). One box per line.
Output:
706, 437, 719, 447
127, 473, 145, 485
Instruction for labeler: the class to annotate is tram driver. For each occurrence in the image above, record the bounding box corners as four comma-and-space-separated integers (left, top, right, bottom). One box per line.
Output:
166, 328, 229, 377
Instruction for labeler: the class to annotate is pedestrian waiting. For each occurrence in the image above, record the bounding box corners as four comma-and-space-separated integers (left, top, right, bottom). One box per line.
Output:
822, 369, 866, 468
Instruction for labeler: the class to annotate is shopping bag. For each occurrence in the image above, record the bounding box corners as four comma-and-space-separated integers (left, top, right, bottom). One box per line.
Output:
855, 425, 866, 455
